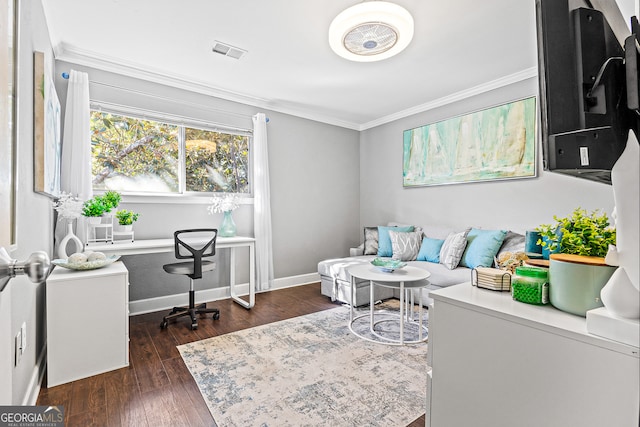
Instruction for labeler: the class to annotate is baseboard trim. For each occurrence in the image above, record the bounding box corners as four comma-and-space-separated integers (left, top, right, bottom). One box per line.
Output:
129, 272, 320, 316
270, 272, 320, 291
22, 345, 46, 406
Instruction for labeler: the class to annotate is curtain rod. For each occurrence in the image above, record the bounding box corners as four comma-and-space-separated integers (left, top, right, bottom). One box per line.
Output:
60, 72, 269, 123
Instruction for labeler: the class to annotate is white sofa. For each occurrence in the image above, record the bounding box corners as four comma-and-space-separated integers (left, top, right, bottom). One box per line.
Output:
318, 223, 525, 307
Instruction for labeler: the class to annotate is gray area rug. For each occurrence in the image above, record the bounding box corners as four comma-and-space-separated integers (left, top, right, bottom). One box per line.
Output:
178, 305, 428, 427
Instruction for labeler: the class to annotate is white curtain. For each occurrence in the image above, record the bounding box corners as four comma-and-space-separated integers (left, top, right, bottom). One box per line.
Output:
252, 113, 274, 291
60, 70, 92, 200
56, 70, 92, 250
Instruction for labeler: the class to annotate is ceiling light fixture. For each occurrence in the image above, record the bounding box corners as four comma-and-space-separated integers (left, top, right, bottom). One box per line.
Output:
329, 1, 414, 62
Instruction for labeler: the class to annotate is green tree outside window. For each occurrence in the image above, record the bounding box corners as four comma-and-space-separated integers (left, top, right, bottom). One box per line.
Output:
90, 111, 250, 194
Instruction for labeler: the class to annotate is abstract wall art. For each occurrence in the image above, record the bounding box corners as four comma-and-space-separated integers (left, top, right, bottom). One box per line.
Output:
34, 50, 62, 197
403, 96, 537, 187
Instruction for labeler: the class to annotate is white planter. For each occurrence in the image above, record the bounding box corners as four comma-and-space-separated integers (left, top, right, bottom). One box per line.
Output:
549, 254, 617, 317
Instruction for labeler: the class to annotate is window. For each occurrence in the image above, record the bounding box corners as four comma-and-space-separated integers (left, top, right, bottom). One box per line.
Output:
89, 110, 250, 195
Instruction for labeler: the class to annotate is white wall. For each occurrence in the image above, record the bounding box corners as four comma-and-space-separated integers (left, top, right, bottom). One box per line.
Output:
53, 62, 361, 301
359, 78, 615, 235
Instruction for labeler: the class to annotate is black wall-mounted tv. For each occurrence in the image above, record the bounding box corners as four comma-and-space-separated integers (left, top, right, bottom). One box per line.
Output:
625, 16, 640, 111
536, 0, 639, 185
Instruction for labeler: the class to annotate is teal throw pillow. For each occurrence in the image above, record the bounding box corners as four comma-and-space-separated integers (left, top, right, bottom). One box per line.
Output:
417, 237, 446, 263
377, 225, 414, 257
460, 228, 508, 269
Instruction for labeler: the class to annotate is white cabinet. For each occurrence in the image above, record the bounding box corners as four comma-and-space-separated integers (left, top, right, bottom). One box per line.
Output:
427, 283, 639, 427
46, 262, 129, 387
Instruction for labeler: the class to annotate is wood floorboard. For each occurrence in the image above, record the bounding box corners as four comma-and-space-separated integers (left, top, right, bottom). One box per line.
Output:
104, 367, 148, 427
129, 323, 171, 393
147, 323, 181, 360
167, 381, 213, 427
67, 407, 109, 427
161, 356, 195, 384
139, 387, 191, 427
36, 283, 425, 426
36, 381, 74, 425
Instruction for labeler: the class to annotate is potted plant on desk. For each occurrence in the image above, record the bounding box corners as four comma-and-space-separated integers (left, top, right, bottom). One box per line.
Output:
101, 190, 122, 214
115, 209, 139, 232
82, 197, 107, 224
536, 207, 617, 316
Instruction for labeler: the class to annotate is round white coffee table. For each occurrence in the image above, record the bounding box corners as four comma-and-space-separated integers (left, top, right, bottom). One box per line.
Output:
347, 264, 431, 345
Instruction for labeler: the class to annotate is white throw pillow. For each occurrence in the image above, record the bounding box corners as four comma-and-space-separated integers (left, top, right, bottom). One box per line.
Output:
389, 230, 423, 261
439, 228, 471, 270
363, 227, 379, 255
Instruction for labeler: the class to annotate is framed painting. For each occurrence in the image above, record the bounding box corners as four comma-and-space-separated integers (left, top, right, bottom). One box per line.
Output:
0, 0, 17, 247
403, 96, 537, 187
34, 50, 62, 198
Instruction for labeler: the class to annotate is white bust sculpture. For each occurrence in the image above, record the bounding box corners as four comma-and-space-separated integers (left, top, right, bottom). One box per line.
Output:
601, 131, 640, 319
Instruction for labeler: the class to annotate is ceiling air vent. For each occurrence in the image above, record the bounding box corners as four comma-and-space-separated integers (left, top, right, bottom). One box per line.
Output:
212, 41, 247, 60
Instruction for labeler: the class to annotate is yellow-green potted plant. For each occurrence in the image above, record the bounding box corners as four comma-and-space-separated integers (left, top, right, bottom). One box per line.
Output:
536, 208, 617, 316
115, 209, 139, 232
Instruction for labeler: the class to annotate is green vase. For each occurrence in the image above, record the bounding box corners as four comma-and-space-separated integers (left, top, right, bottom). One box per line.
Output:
219, 210, 237, 237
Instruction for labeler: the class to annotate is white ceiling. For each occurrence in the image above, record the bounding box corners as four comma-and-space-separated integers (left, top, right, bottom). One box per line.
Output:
41, 0, 539, 130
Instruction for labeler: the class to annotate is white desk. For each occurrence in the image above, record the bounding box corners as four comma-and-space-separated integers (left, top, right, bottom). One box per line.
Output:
87, 236, 256, 309
47, 262, 129, 386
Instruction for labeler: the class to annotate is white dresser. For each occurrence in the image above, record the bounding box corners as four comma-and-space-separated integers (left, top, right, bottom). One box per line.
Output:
46, 261, 129, 387
427, 283, 639, 427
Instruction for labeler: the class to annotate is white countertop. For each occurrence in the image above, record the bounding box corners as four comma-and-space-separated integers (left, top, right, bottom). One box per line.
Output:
86, 235, 255, 256
431, 282, 639, 357
48, 260, 128, 280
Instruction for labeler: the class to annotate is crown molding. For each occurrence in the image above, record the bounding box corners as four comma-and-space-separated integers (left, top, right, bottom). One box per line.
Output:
54, 43, 536, 132
358, 67, 539, 131
54, 43, 362, 131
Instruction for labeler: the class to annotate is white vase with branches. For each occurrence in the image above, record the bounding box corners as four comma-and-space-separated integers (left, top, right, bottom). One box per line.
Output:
53, 192, 85, 258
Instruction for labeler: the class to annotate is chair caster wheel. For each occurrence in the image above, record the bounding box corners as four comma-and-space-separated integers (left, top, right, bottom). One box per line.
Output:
160, 320, 168, 329
213, 313, 220, 320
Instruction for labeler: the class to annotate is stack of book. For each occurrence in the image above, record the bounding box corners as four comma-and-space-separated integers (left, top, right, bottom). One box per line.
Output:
473, 267, 511, 291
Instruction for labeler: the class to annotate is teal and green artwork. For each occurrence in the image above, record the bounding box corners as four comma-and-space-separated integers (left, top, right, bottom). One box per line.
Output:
403, 96, 537, 187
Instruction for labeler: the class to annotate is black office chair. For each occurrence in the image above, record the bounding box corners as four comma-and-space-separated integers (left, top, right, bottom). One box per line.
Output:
160, 229, 220, 330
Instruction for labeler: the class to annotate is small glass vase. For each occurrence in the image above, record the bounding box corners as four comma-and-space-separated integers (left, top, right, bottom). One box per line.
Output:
219, 210, 237, 237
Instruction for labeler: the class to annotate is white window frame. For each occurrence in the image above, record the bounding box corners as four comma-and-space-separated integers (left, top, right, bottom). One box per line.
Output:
90, 102, 254, 205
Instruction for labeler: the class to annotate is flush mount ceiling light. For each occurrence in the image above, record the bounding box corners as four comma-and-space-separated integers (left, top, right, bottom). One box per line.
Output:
329, 1, 414, 62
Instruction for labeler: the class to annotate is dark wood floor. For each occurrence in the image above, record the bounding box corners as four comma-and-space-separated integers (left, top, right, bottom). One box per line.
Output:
37, 283, 425, 426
